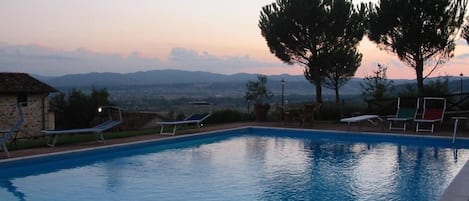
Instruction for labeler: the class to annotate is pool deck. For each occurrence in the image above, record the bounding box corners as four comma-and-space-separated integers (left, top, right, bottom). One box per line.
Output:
1, 120, 468, 201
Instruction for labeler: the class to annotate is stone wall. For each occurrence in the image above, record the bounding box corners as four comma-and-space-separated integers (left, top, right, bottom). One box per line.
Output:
0, 94, 52, 138
0, 96, 18, 133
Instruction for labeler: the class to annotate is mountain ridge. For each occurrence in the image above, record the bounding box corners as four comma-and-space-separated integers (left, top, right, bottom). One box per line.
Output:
34, 69, 422, 87
29, 69, 468, 98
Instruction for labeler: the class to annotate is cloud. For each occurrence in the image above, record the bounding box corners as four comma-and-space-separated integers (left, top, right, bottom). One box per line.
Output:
456, 38, 468, 46
0, 43, 289, 76
0, 43, 164, 76
167, 48, 289, 74
455, 53, 469, 60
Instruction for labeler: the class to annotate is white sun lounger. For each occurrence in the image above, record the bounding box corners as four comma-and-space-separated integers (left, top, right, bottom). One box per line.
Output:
340, 115, 383, 131
41, 106, 122, 147
157, 113, 211, 135
157, 101, 212, 135
42, 120, 122, 147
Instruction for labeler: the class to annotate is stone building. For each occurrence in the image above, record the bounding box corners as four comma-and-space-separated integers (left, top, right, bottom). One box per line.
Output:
0, 73, 58, 138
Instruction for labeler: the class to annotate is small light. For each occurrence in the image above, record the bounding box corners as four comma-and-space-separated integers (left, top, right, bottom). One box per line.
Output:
98, 107, 103, 113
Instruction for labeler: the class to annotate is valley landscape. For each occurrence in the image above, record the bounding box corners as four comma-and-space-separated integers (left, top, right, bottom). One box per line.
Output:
33, 70, 468, 113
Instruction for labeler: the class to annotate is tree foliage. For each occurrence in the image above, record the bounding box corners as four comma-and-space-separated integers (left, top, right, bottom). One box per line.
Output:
361, 64, 394, 100
259, 0, 366, 103
367, 0, 467, 97
50, 87, 112, 129
306, 46, 362, 104
424, 77, 451, 96
398, 77, 450, 97
244, 75, 273, 105
462, 18, 469, 43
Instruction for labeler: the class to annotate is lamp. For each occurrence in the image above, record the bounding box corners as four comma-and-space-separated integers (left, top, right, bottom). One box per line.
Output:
98, 106, 123, 123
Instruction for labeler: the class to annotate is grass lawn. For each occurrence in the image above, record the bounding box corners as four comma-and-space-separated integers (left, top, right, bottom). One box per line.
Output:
6, 124, 207, 151
6, 128, 162, 151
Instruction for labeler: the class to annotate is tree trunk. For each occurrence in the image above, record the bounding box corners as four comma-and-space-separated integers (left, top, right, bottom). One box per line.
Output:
311, 43, 322, 104
314, 67, 322, 103
415, 58, 425, 97
335, 87, 340, 105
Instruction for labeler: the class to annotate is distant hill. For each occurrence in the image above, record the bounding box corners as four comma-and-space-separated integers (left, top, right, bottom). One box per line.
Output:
35, 70, 308, 87
30, 70, 469, 111
32, 69, 468, 97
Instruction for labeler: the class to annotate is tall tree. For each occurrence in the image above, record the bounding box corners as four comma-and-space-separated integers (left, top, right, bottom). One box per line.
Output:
368, 0, 467, 97
305, 45, 362, 104
259, 0, 366, 103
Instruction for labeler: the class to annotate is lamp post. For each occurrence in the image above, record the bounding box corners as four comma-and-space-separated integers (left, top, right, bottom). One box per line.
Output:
460, 73, 464, 101
280, 78, 286, 120
459, 73, 464, 95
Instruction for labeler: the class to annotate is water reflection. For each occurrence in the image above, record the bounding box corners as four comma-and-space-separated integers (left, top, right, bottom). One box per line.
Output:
246, 137, 469, 201
0, 180, 25, 201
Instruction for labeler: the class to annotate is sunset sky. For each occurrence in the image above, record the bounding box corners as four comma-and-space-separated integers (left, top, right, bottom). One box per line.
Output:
1, 0, 468, 79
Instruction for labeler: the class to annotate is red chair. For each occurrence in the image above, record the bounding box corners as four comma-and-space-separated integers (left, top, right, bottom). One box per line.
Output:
414, 97, 446, 133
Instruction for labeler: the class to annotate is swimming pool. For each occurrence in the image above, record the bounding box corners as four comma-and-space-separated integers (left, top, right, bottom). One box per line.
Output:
0, 127, 468, 201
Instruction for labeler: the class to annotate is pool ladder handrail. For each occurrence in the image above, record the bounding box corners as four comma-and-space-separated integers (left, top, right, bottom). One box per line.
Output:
452, 117, 467, 143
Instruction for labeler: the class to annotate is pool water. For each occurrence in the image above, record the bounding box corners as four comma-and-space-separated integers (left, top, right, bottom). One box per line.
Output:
1, 128, 468, 201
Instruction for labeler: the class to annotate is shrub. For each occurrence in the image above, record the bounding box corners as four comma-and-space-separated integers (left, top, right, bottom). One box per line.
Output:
319, 102, 367, 120
205, 109, 253, 124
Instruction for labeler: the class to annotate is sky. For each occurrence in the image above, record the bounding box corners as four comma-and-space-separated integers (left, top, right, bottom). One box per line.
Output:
1, 0, 469, 79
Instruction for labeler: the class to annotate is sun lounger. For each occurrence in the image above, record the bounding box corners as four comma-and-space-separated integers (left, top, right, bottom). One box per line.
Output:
41, 106, 122, 147
387, 97, 419, 131
340, 115, 383, 131
1, 103, 24, 158
157, 113, 211, 135
157, 102, 212, 135
414, 97, 446, 133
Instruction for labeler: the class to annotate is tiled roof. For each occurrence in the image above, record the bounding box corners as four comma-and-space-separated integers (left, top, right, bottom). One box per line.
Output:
0, 73, 58, 94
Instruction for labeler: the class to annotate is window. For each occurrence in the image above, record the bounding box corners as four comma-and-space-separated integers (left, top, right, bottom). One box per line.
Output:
17, 94, 27, 106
